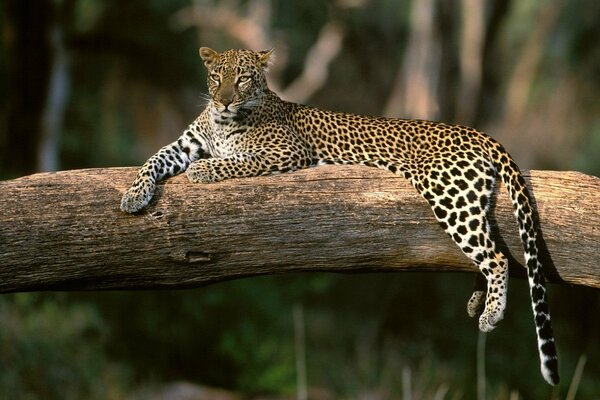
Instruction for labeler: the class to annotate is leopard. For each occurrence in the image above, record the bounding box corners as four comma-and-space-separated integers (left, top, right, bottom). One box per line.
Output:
121, 47, 559, 385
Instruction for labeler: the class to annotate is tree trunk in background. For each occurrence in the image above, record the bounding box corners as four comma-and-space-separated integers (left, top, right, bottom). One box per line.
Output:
5, 0, 52, 176
38, 25, 70, 172
503, 0, 565, 128
456, 0, 485, 125
499, 0, 566, 167
384, 0, 439, 119
476, 0, 511, 127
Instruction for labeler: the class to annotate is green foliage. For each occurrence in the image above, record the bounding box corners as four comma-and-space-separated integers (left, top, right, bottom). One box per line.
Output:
0, 293, 129, 400
68, 275, 332, 394
2, 275, 599, 398
574, 122, 600, 175
219, 319, 296, 393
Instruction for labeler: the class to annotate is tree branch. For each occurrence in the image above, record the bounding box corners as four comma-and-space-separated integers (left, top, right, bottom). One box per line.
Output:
278, 21, 345, 103
0, 167, 598, 293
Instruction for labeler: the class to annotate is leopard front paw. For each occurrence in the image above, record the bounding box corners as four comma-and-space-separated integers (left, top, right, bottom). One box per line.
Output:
186, 160, 218, 183
120, 185, 154, 213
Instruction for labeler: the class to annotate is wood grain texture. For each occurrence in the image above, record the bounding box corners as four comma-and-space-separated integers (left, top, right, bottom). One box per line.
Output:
0, 166, 598, 293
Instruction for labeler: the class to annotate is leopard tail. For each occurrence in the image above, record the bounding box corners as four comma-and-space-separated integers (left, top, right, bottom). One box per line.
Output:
490, 143, 560, 386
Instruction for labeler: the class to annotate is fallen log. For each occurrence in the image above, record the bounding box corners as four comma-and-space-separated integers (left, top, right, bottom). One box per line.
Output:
0, 166, 598, 293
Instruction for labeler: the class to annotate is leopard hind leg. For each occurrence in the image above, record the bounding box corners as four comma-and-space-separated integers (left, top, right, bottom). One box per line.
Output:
413, 157, 509, 332
451, 211, 509, 332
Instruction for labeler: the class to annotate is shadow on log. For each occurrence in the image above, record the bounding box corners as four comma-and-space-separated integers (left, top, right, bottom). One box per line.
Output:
0, 166, 598, 293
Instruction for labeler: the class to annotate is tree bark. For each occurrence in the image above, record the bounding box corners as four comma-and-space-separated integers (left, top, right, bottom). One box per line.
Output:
0, 166, 598, 293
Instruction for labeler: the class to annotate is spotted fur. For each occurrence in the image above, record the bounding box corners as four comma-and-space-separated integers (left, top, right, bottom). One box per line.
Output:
121, 47, 559, 385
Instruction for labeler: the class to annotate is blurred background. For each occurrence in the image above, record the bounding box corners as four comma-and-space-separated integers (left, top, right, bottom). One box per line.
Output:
1, 0, 599, 399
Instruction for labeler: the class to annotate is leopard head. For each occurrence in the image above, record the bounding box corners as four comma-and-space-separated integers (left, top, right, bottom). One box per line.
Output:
199, 47, 273, 122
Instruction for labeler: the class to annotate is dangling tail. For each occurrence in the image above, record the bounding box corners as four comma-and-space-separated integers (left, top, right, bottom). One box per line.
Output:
490, 143, 559, 385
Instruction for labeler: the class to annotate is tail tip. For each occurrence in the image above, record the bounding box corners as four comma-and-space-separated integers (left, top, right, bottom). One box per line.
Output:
542, 360, 560, 386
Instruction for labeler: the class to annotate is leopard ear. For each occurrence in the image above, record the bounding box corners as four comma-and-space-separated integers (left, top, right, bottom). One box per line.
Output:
199, 47, 219, 69
257, 49, 274, 69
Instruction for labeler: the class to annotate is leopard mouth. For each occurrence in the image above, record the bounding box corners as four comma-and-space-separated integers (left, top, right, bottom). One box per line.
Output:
212, 102, 255, 122
211, 103, 237, 121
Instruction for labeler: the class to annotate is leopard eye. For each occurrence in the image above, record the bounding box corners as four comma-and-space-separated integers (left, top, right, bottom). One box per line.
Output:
237, 75, 251, 85
209, 73, 221, 84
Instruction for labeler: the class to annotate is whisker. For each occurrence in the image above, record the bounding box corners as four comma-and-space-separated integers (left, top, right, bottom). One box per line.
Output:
197, 93, 212, 107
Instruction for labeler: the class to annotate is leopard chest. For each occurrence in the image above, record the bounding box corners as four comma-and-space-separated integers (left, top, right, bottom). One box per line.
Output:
208, 123, 254, 158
